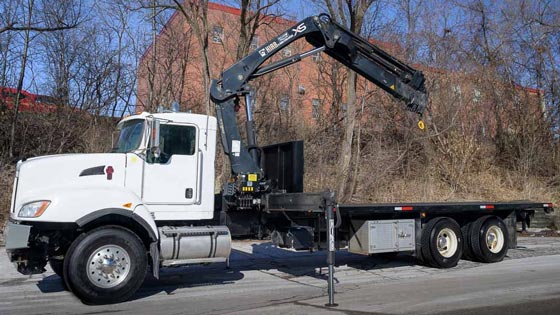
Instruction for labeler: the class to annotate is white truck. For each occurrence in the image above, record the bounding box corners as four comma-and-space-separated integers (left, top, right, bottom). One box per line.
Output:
4, 14, 553, 304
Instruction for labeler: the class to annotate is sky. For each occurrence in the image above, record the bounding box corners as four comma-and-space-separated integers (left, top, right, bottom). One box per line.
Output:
18, 1, 311, 95
13, 0, 555, 113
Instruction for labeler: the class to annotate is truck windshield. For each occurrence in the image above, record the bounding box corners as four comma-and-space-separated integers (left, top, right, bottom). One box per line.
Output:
112, 119, 144, 153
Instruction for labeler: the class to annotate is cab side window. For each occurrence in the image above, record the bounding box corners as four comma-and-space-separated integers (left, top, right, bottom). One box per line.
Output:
157, 124, 196, 163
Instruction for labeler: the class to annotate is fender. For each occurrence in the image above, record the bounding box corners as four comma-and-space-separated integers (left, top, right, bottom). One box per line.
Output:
75, 205, 161, 279
75, 207, 158, 242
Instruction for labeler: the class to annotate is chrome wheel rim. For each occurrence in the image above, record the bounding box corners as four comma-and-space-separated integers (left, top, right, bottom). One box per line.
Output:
486, 225, 505, 254
437, 228, 458, 258
87, 245, 130, 288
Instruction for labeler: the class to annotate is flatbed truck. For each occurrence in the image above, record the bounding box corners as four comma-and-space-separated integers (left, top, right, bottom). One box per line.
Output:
4, 14, 554, 304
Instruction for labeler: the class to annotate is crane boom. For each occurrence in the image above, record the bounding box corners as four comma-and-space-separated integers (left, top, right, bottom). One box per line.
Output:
210, 14, 427, 203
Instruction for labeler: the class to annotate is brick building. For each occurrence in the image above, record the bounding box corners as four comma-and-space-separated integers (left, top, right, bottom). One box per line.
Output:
136, 3, 405, 125
136, 2, 545, 138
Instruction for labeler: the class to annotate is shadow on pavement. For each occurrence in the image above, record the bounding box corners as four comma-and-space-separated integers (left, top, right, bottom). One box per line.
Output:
36, 275, 66, 293
133, 266, 245, 301
36, 241, 418, 301
36, 264, 245, 301
230, 242, 418, 282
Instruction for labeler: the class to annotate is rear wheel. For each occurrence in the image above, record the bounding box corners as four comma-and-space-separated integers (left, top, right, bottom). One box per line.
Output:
64, 226, 147, 304
470, 216, 509, 263
421, 217, 463, 268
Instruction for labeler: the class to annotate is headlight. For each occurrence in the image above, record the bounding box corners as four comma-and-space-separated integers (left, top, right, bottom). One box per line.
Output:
18, 200, 51, 218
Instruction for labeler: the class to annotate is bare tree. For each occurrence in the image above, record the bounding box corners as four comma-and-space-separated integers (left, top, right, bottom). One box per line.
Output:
3, 0, 81, 158
150, 16, 193, 111
313, 0, 378, 201
235, 0, 281, 60
0, 1, 18, 88
170, 0, 212, 114
398, 0, 423, 61
8, 0, 34, 158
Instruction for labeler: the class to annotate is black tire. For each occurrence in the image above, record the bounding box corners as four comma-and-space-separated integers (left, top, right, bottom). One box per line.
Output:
470, 216, 509, 263
64, 226, 147, 304
461, 221, 475, 261
49, 258, 64, 278
421, 217, 463, 268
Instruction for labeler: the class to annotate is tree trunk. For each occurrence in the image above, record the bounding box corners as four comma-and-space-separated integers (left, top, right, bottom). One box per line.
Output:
8, 0, 33, 159
337, 69, 358, 199
318, 0, 375, 201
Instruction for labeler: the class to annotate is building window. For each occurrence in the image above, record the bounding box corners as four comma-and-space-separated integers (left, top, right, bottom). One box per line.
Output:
282, 47, 292, 57
250, 36, 259, 50
212, 25, 224, 43
312, 52, 321, 62
312, 98, 321, 119
280, 94, 289, 111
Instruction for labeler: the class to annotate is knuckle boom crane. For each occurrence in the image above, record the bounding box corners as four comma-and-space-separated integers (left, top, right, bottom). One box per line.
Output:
210, 14, 427, 208
5, 13, 554, 305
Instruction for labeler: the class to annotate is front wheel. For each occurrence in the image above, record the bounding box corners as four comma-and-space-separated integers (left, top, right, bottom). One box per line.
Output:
64, 227, 147, 304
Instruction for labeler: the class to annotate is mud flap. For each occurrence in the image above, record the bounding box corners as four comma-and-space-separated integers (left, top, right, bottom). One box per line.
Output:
150, 241, 160, 279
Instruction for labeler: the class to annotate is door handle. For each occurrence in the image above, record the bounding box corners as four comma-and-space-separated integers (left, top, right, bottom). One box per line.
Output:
185, 188, 193, 199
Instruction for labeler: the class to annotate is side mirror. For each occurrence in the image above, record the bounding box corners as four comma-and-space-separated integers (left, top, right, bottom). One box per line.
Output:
149, 119, 161, 159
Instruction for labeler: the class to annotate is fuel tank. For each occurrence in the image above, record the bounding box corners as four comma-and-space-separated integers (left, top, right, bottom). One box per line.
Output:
159, 226, 231, 266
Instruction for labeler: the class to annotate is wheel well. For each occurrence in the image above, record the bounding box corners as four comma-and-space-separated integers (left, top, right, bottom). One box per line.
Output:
79, 214, 154, 250
424, 212, 513, 227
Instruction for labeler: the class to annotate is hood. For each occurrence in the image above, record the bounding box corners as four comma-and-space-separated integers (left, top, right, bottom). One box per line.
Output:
13, 153, 127, 215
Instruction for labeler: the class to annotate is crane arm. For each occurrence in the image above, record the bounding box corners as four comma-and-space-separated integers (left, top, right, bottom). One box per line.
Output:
210, 14, 427, 191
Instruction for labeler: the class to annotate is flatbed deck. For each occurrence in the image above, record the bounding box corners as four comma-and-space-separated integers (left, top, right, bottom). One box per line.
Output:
339, 201, 554, 215
265, 192, 554, 215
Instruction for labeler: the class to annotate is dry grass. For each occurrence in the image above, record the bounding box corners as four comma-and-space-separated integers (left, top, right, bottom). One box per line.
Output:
360, 168, 558, 204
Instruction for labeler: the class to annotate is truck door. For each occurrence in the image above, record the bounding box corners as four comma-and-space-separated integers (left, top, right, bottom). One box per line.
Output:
142, 122, 201, 212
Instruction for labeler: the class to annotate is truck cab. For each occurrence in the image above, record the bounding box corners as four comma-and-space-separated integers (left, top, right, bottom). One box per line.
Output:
112, 112, 217, 221
5, 111, 230, 304
10, 112, 217, 223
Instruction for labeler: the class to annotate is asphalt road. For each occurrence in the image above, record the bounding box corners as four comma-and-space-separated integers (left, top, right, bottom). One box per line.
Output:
1, 236, 560, 315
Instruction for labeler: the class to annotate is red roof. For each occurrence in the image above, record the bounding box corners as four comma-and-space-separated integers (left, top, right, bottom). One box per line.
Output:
0, 86, 57, 113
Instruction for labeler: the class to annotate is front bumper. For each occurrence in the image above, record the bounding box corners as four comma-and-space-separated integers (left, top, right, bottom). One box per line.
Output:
4, 222, 31, 250
5, 221, 47, 275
